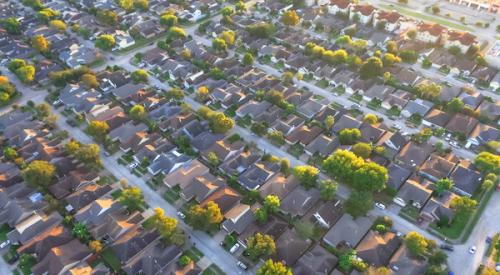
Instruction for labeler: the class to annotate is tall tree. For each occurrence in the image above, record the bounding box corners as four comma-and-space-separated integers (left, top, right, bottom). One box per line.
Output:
22, 160, 56, 188
118, 186, 145, 212
246, 233, 276, 260
360, 57, 383, 79
293, 165, 319, 189
31, 35, 50, 53
257, 260, 292, 275
282, 10, 300, 26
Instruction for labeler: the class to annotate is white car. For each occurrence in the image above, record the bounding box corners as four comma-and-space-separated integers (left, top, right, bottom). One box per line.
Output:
375, 202, 386, 210
468, 246, 477, 254
176, 211, 185, 220
229, 243, 240, 254
0, 240, 10, 249
495, 263, 500, 272
129, 162, 139, 169
237, 261, 248, 270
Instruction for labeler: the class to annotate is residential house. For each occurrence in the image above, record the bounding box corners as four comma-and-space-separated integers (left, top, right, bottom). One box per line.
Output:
332, 114, 362, 134
147, 149, 191, 176
389, 245, 427, 275
445, 113, 479, 137
285, 125, 323, 147
418, 154, 456, 182
237, 161, 280, 190
401, 99, 434, 118
122, 243, 182, 275
467, 124, 500, 149
17, 226, 73, 261
74, 198, 123, 226
423, 109, 451, 129
200, 138, 245, 164
200, 186, 242, 215
297, 100, 326, 119
305, 134, 340, 157
449, 160, 482, 197
476, 100, 500, 122
59, 43, 100, 67
444, 30, 477, 53
359, 123, 386, 143
222, 204, 256, 235
276, 229, 312, 266
31, 239, 92, 275
328, 0, 351, 14
386, 163, 413, 190
219, 150, 260, 176
163, 159, 209, 189
362, 84, 393, 102
280, 186, 321, 217
393, 178, 432, 208
382, 90, 411, 111
8, 212, 63, 245
110, 83, 147, 102
293, 244, 338, 275
458, 87, 484, 109
112, 30, 135, 51
356, 230, 401, 267
323, 214, 373, 248
416, 23, 447, 44
110, 226, 159, 264
87, 211, 143, 243
420, 190, 458, 224
0, 163, 22, 187
349, 4, 376, 25
65, 184, 113, 213
180, 173, 226, 202
395, 142, 434, 168
0, 183, 48, 227
236, 100, 272, 119
373, 10, 402, 32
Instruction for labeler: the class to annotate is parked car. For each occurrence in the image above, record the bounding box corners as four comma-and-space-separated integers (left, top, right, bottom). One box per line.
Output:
129, 162, 138, 169
440, 244, 454, 251
0, 240, 10, 249
468, 246, 477, 254
176, 211, 185, 220
495, 263, 500, 272
375, 202, 386, 210
237, 261, 248, 270
229, 243, 240, 254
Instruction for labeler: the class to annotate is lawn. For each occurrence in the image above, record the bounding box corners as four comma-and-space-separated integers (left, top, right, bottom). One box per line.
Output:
222, 233, 238, 251
0, 224, 11, 241
183, 246, 204, 262
164, 186, 181, 204
379, 4, 473, 32
201, 264, 226, 275
101, 248, 121, 272
399, 205, 420, 221
287, 143, 304, 158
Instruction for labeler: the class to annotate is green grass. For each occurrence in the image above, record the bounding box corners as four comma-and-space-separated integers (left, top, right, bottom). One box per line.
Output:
0, 224, 11, 241
287, 143, 304, 158
201, 264, 227, 275
222, 233, 238, 250
379, 4, 473, 32
183, 246, 204, 262
399, 205, 420, 221
101, 248, 121, 272
164, 187, 181, 204
316, 79, 329, 88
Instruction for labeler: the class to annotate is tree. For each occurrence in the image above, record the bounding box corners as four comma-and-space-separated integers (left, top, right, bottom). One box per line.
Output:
219, 30, 236, 46
235, 1, 247, 13
118, 0, 134, 10
151, 208, 184, 245
64, 140, 81, 155
435, 178, 454, 195
448, 45, 462, 56
352, 142, 372, 158
178, 255, 192, 267
212, 37, 228, 52
345, 190, 373, 217
160, 13, 178, 28
49, 20, 66, 32
246, 233, 276, 260
280, 158, 290, 176
72, 222, 91, 242
386, 40, 398, 54
221, 6, 234, 16
319, 180, 337, 201
399, 49, 419, 63
119, 187, 145, 212
413, 127, 433, 144
8, 59, 26, 72
246, 22, 276, 38
450, 196, 477, 220
208, 112, 234, 133
323, 149, 364, 180
323, 115, 335, 130
186, 201, 223, 230
242, 52, 254, 66
382, 53, 401, 67
96, 10, 118, 26
22, 160, 56, 188
2, 18, 21, 34
366, 267, 391, 275
129, 105, 146, 121
81, 73, 99, 89
416, 81, 442, 100
166, 26, 187, 40
338, 128, 361, 145
263, 195, 280, 213
405, 231, 429, 256
282, 10, 300, 26
428, 250, 447, 265
363, 113, 378, 124
131, 69, 149, 83
3, 147, 18, 160
89, 240, 103, 253
206, 152, 219, 167
251, 121, 268, 136
446, 98, 464, 113
360, 57, 383, 79
87, 121, 109, 141
15, 65, 36, 83
134, 0, 149, 10
257, 259, 292, 275
475, 152, 500, 174
37, 8, 59, 22
196, 86, 209, 101
166, 88, 184, 101
431, 5, 440, 14
293, 165, 319, 189
266, 89, 284, 105
254, 207, 269, 225
31, 35, 50, 53
353, 162, 388, 192
95, 34, 115, 50
76, 144, 102, 170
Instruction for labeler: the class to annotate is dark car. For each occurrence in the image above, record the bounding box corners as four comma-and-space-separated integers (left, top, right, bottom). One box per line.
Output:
440, 244, 454, 252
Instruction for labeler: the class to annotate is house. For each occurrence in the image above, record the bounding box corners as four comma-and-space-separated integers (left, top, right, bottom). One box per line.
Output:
236, 100, 272, 119
147, 150, 191, 176
439, 85, 462, 102
285, 125, 323, 147
200, 187, 241, 214
58, 85, 103, 114
362, 84, 393, 102
305, 134, 340, 157
418, 154, 456, 182
423, 109, 451, 129
382, 90, 411, 111
458, 87, 484, 109
74, 198, 123, 226
0, 163, 22, 187
356, 230, 401, 267
237, 161, 280, 190
110, 83, 147, 101
444, 30, 477, 53
222, 204, 256, 235
323, 214, 373, 248
297, 100, 326, 119
31, 239, 92, 275
210, 84, 248, 109
395, 142, 434, 168
386, 163, 413, 190
111, 226, 159, 264
48, 170, 100, 200
280, 185, 321, 217
401, 99, 433, 118
0, 183, 48, 227
239, 216, 289, 244
113, 30, 135, 51
476, 100, 500, 122
8, 212, 63, 245
59, 43, 100, 67
349, 4, 376, 25
328, 0, 351, 14
467, 124, 500, 148
445, 113, 479, 137
332, 114, 362, 134
108, 122, 149, 151
270, 114, 305, 136
310, 200, 344, 229
122, 242, 182, 275
378, 131, 409, 158
275, 229, 312, 266
65, 184, 113, 213
389, 245, 427, 275
0, 109, 32, 132
420, 190, 458, 223
393, 179, 432, 208
373, 10, 402, 32
87, 211, 143, 243
181, 173, 226, 202
293, 244, 338, 275
220, 150, 260, 176
141, 48, 169, 69
449, 161, 482, 197
416, 22, 447, 44
200, 138, 245, 164
359, 123, 386, 143
163, 159, 209, 189
17, 226, 73, 260
97, 70, 130, 93
259, 174, 300, 200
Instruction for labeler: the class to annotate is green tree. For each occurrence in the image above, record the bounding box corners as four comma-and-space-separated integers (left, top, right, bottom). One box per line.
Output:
293, 165, 319, 189
2, 18, 21, 34
49, 20, 66, 32
166, 88, 184, 100
475, 152, 500, 174
242, 52, 254, 66
338, 128, 361, 145
160, 13, 178, 28
212, 37, 228, 52
413, 127, 433, 144
254, 207, 269, 225
206, 152, 220, 167
96, 10, 118, 26
382, 53, 401, 67
131, 69, 149, 83
263, 195, 280, 213
37, 8, 59, 22
435, 178, 454, 195
428, 250, 448, 265
15, 65, 36, 83
246, 233, 276, 260
221, 6, 234, 16
117, 0, 134, 10
363, 113, 378, 124
95, 34, 115, 50
8, 59, 26, 72
324, 115, 335, 130
3, 147, 18, 160
31, 35, 50, 53
208, 112, 234, 133
151, 208, 185, 245
323, 149, 364, 180
178, 255, 192, 267
186, 201, 223, 230
86, 121, 109, 141
431, 5, 440, 14
353, 162, 388, 192
386, 40, 398, 54
119, 186, 145, 212
235, 1, 247, 13
251, 121, 268, 136
450, 196, 477, 221
416, 81, 442, 100
81, 73, 99, 89
220, 30, 236, 46
64, 140, 81, 155
75, 144, 103, 170
319, 180, 337, 201
257, 259, 292, 275
446, 98, 464, 113
246, 22, 276, 38
352, 142, 372, 158
134, 0, 149, 10
166, 26, 187, 40
72, 222, 91, 242
282, 10, 300, 26
399, 49, 418, 63
280, 158, 291, 176
405, 231, 429, 256
345, 191, 373, 217
360, 57, 383, 79
22, 160, 56, 188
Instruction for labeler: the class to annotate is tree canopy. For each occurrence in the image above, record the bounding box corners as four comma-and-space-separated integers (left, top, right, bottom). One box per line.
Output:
22, 160, 56, 188
257, 259, 292, 275
293, 165, 319, 189
118, 186, 145, 212
475, 152, 500, 174
282, 10, 300, 26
